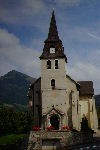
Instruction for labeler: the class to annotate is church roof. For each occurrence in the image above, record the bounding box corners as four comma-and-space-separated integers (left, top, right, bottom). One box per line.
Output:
78, 81, 94, 96
43, 107, 65, 116
45, 10, 60, 42
28, 77, 94, 96
66, 74, 80, 90
40, 11, 67, 62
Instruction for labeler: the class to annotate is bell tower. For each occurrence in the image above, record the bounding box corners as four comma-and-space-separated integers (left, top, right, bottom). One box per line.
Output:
40, 11, 68, 129
40, 11, 67, 62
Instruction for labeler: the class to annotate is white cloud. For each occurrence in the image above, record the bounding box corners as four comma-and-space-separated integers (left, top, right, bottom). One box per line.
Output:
0, 0, 47, 24
0, 28, 40, 77
68, 62, 100, 80
67, 62, 100, 94
60, 26, 100, 45
22, 0, 46, 14
88, 32, 100, 40
0, 28, 19, 47
0, 0, 82, 26
0, 58, 17, 76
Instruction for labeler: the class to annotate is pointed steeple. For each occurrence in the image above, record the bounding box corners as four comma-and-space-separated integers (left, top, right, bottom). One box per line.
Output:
47, 10, 60, 41
40, 11, 67, 63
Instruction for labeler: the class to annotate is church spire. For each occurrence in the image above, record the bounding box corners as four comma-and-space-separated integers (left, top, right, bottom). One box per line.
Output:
40, 11, 67, 63
47, 10, 60, 41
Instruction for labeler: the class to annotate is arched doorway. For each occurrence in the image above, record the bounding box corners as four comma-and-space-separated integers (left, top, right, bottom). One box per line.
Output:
50, 114, 60, 130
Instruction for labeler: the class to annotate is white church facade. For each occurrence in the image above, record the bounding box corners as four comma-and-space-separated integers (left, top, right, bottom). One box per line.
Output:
28, 11, 98, 132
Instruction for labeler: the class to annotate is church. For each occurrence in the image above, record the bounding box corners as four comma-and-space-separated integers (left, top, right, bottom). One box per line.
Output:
28, 11, 98, 132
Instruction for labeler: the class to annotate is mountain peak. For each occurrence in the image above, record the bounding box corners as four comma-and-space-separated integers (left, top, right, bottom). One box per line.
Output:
0, 70, 36, 105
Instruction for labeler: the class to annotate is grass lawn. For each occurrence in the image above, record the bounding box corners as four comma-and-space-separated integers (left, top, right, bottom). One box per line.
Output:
0, 134, 27, 145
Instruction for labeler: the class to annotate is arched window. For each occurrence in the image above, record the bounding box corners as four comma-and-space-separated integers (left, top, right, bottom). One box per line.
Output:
55, 60, 59, 69
51, 79, 55, 89
47, 60, 51, 69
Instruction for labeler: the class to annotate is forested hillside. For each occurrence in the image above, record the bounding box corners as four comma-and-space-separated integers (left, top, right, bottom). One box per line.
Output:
0, 70, 36, 106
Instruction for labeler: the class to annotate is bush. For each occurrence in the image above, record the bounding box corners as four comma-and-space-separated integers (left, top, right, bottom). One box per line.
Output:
0, 105, 33, 136
0, 134, 26, 145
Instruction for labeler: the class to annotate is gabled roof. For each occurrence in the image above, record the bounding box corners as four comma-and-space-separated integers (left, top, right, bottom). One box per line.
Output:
66, 74, 80, 90
28, 76, 94, 96
30, 77, 41, 89
43, 106, 65, 116
78, 81, 94, 96
66, 74, 78, 85
27, 77, 41, 97
66, 75, 94, 95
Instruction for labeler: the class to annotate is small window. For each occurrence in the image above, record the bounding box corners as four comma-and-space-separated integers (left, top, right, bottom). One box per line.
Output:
51, 79, 55, 89
47, 60, 51, 69
55, 60, 59, 69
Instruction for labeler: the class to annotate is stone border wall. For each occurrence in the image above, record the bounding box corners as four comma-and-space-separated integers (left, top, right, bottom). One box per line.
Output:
28, 130, 74, 150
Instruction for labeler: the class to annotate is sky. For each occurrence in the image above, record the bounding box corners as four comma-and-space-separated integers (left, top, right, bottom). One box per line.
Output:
0, 0, 100, 94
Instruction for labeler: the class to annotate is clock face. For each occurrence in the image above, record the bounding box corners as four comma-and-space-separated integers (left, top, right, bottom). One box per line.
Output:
50, 48, 55, 54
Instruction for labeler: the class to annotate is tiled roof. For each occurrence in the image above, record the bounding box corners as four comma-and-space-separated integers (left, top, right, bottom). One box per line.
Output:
78, 81, 94, 96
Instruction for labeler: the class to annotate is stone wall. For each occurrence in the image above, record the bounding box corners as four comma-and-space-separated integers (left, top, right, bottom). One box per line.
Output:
28, 130, 74, 150
79, 96, 98, 131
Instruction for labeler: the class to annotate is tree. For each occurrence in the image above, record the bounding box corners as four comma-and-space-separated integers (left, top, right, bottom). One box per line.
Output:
0, 105, 33, 136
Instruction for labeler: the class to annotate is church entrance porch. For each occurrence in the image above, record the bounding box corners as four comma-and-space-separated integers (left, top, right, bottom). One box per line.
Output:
43, 107, 64, 130
50, 114, 60, 130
